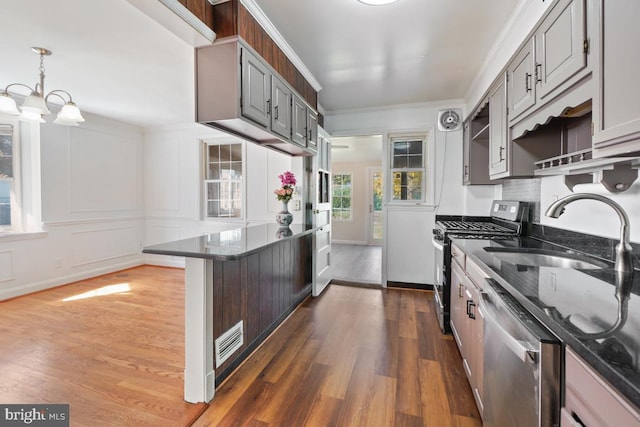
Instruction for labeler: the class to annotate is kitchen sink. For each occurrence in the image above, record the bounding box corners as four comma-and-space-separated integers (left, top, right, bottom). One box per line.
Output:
483, 247, 609, 270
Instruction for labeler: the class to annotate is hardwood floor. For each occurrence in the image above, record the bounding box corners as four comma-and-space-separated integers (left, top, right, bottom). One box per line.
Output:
0, 266, 206, 427
0, 267, 481, 427
331, 244, 382, 285
195, 284, 482, 426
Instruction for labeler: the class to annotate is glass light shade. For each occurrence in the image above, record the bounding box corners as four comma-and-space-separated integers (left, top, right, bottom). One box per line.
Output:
52, 117, 80, 126
19, 109, 45, 123
21, 92, 51, 115
357, 0, 398, 5
56, 102, 85, 123
0, 92, 20, 116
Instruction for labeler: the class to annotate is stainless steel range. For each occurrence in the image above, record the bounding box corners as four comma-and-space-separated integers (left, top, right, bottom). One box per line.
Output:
432, 200, 528, 334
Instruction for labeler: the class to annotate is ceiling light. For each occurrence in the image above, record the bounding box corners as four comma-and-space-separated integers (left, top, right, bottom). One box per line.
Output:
357, 0, 399, 5
0, 47, 85, 126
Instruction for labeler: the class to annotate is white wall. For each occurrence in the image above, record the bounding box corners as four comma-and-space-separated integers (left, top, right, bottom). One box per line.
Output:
332, 160, 381, 244
0, 113, 145, 300
326, 101, 494, 285
142, 123, 302, 267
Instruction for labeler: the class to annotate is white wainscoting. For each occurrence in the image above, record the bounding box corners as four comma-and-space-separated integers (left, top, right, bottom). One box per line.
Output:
71, 226, 140, 267
0, 250, 15, 282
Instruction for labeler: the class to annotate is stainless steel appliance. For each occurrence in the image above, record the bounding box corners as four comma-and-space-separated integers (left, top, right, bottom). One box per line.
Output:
480, 278, 561, 427
432, 200, 527, 334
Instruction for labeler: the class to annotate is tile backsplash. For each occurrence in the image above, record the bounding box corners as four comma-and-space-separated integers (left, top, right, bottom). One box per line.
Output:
502, 178, 541, 225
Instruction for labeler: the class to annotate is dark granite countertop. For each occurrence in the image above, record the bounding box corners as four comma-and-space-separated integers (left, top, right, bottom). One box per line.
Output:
450, 234, 640, 409
142, 224, 313, 260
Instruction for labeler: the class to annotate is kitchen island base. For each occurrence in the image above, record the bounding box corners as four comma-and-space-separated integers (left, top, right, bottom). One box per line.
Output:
143, 224, 313, 403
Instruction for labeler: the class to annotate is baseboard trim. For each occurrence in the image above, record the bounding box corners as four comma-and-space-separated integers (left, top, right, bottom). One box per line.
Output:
332, 240, 368, 245
387, 281, 433, 291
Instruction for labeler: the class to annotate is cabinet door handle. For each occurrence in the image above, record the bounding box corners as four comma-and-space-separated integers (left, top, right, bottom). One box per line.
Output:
274, 105, 279, 120
535, 63, 542, 83
525, 73, 532, 92
467, 300, 476, 319
458, 283, 463, 298
308, 129, 312, 141
266, 99, 271, 115
499, 145, 505, 162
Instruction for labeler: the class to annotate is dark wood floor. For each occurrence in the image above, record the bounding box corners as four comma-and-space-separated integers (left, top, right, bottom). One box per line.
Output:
0, 267, 481, 426
195, 283, 482, 426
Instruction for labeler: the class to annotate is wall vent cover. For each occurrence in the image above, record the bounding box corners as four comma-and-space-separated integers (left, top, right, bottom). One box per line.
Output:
215, 320, 243, 367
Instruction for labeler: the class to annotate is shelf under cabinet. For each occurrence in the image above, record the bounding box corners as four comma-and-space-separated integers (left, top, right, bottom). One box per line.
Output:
471, 123, 490, 141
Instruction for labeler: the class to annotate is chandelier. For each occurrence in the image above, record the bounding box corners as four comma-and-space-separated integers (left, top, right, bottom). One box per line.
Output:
0, 47, 85, 126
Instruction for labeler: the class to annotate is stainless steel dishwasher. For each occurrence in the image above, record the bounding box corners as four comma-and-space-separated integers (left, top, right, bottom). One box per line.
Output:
480, 278, 561, 427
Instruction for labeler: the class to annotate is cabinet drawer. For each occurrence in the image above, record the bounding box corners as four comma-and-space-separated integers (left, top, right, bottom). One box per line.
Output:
466, 256, 488, 289
564, 347, 640, 427
451, 243, 466, 270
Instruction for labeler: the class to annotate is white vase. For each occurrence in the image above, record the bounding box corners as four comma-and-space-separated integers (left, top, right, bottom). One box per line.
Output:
275, 200, 293, 228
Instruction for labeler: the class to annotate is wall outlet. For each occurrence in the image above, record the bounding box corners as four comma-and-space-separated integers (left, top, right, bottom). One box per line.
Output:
54, 258, 62, 269
293, 200, 301, 211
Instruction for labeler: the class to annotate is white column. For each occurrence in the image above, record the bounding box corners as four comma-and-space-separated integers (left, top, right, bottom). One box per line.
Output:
183, 257, 215, 403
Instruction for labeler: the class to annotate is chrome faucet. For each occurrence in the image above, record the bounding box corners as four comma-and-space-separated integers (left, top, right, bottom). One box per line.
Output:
545, 193, 634, 273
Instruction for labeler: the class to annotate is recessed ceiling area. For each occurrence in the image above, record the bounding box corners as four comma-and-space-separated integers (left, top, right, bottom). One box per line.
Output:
254, 0, 524, 112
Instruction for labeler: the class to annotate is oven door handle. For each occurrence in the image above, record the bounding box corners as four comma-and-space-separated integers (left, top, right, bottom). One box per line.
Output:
432, 237, 444, 251
480, 292, 539, 364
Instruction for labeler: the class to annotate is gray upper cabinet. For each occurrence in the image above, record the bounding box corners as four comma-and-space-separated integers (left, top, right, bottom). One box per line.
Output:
508, 40, 536, 122
592, 0, 640, 157
241, 49, 271, 128
489, 75, 508, 178
464, 100, 492, 185
536, 0, 587, 100
508, 0, 587, 127
292, 94, 307, 147
270, 75, 292, 140
196, 39, 317, 157
307, 109, 318, 153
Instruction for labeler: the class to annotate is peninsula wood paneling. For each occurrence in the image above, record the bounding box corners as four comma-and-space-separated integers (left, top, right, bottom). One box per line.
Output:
212, 0, 318, 108
211, 233, 312, 383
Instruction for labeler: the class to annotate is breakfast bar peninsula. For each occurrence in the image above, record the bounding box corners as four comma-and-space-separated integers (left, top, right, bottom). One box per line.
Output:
143, 223, 313, 403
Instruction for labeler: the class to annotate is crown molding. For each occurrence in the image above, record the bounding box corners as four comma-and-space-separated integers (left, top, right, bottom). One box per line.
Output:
240, 0, 322, 92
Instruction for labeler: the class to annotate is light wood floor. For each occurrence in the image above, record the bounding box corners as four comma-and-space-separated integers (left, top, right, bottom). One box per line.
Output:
195, 283, 481, 426
0, 266, 206, 427
0, 266, 481, 427
331, 244, 382, 285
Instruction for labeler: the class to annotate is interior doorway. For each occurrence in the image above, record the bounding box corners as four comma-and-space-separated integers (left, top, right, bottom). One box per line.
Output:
330, 135, 383, 285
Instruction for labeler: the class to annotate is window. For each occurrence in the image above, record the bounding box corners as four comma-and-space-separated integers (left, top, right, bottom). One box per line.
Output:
332, 173, 352, 220
390, 135, 426, 202
204, 141, 244, 219
0, 125, 15, 228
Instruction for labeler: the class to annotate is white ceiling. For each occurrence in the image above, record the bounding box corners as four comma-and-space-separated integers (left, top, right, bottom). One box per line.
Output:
1, 0, 523, 128
254, 0, 523, 112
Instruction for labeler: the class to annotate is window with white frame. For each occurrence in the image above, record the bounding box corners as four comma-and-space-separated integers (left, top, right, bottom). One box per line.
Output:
332, 173, 352, 220
0, 124, 15, 228
390, 134, 427, 203
204, 141, 244, 219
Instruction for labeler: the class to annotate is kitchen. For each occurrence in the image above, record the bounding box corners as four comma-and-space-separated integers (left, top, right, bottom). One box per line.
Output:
1, 0, 640, 425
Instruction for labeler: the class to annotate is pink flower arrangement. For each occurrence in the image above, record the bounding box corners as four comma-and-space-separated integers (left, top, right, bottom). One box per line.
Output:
274, 171, 297, 202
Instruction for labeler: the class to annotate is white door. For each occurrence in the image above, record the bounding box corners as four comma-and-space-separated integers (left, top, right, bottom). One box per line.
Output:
367, 167, 383, 246
312, 127, 332, 296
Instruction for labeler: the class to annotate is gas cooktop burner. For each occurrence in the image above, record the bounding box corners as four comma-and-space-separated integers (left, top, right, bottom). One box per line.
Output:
438, 220, 513, 234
